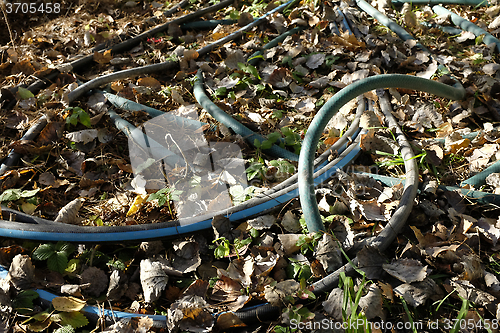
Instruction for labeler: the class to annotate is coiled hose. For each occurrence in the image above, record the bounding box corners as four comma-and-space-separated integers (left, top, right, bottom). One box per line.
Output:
298, 74, 466, 233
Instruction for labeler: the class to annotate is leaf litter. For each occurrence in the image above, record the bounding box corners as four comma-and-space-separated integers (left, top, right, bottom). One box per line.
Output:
0, 0, 499, 331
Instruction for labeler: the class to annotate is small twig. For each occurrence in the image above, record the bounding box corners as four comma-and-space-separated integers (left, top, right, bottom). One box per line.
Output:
165, 133, 189, 177
0, 0, 16, 52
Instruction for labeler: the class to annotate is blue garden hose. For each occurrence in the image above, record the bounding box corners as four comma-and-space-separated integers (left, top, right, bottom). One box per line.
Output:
354, 172, 500, 206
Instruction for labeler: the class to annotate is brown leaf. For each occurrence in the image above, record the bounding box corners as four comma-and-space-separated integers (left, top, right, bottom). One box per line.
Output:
268, 68, 292, 88
183, 279, 208, 298
11, 59, 35, 75
81, 266, 108, 298
383, 258, 428, 283
0, 245, 28, 267
140, 258, 169, 303
93, 50, 113, 64
38, 121, 64, 145
331, 30, 366, 50
52, 296, 86, 312
359, 284, 384, 320
264, 280, 300, 306
9, 140, 53, 155
136, 77, 162, 90
314, 233, 342, 273
167, 295, 213, 332
216, 312, 246, 330
322, 288, 348, 320
394, 278, 443, 307
211, 275, 242, 303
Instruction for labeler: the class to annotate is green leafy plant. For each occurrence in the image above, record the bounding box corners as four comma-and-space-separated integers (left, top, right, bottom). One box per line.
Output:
339, 272, 371, 333
213, 236, 251, 259
281, 127, 302, 154
213, 237, 231, 259
32, 242, 76, 274
283, 304, 315, 325
229, 185, 260, 205
64, 107, 91, 128
212, 86, 227, 99
234, 237, 252, 252
146, 187, 183, 216
237, 62, 261, 80
287, 258, 313, 281
245, 159, 267, 181
0, 188, 40, 203
296, 232, 322, 255
13, 290, 39, 315
280, 280, 316, 329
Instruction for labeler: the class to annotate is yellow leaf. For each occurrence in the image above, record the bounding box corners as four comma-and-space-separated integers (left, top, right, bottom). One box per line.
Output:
52, 296, 86, 312
126, 194, 148, 217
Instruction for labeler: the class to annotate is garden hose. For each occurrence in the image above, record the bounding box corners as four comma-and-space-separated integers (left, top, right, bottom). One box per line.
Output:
68, 0, 236, 71
100, 91, 207, 130
0, 116, 48, 176
106, 109, 186, 168
0, 266, 168, 326
355, 0, 431, 54
181, 19, 237, 30
338, 9, 354, 35
354, 172, 500, 206
3, 0, 231, 107
231, 94, 420, 320
68, 0, 298, 102
193, 70, 299, 161
461, 162, 500, 187
391, 0, 489, 5
433, 5, 500, 53
144, 0, 189, 26
247, 26, 306, 65
420, 21, 464, 35
298, 74, 466, 233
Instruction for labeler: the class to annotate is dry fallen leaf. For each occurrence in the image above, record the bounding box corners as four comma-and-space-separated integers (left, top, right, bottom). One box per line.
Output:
52, 296, 86, 312
382, 258, 428, 283
7, 254, 35, 290
140, 258, 169, 303
54, 198, 84, 224
93, 50, 113, 64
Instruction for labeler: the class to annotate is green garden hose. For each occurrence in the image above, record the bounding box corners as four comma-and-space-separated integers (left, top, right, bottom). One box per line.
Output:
433, 5, 500, 53
247, 26, 306, 65
193, 70, 299, 161
355, 0, 431, 53
298, 74, 466, 233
